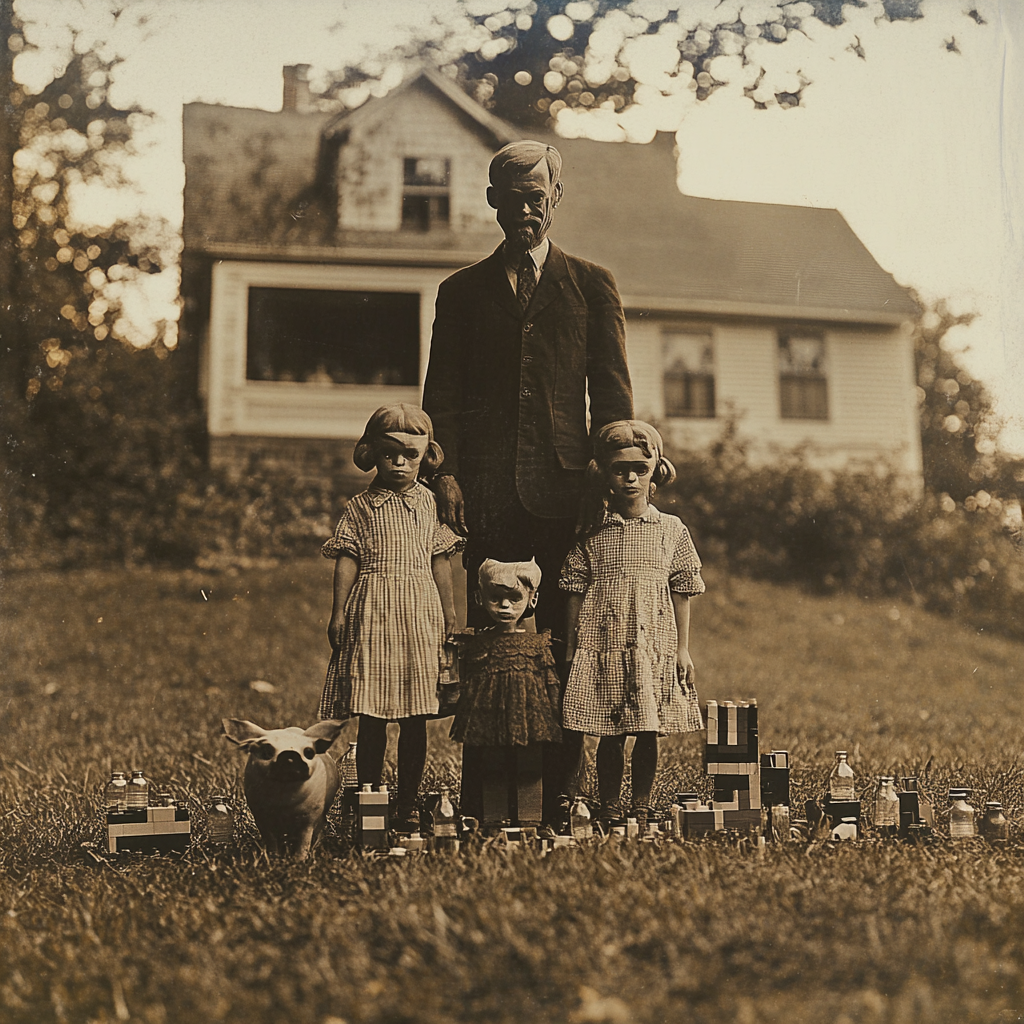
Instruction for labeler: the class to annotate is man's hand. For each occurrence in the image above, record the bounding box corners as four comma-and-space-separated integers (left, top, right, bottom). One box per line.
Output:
433, 474, 468, 536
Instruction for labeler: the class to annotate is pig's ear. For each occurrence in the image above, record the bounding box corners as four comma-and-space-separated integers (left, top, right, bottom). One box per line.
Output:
303, 719, 345, 753
222, 719, 267, 746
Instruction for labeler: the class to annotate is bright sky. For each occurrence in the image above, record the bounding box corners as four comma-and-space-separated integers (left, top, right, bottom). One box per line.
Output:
13, 0, 1024, 452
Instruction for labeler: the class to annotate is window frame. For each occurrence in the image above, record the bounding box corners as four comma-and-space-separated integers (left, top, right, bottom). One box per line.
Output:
401, 157, 451, 232
777, 330, 829, 421
662, 328, 717, 420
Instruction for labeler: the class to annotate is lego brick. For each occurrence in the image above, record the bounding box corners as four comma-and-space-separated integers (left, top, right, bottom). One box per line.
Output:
706, 701, 718, 744
150, 807, 175, 823
706, 751, 759, 765
108, 836, 118, 854
358, 792, 389, 806
175, 808, 190, 822
760, 766, 790, 807
823, 799, 861, 825
107, 810, 147, 825
713, 795, 740, 811
362, 815, 386, 830
726, 705, 738, 746
736, 705, 747, 741
154, 820, 191, 835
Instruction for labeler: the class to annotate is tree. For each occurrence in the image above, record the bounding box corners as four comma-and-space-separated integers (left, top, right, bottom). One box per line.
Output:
913, 297, 1024, 507
1, 7, 199, 565
321, 0, 990, 133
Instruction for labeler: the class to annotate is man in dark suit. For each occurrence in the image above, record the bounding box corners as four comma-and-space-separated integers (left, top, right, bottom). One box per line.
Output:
423, 140, 633, 825
423, 139, 634, 637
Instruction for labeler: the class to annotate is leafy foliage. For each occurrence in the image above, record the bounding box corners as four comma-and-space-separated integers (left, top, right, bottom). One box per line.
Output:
322, 0, 977, 132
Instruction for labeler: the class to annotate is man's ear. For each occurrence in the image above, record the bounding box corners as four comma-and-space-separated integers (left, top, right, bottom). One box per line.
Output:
552, 180, 564, 207
486, 185, 498, 210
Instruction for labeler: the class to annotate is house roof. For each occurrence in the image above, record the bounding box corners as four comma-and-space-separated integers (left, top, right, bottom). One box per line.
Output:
182, 72, 917, 325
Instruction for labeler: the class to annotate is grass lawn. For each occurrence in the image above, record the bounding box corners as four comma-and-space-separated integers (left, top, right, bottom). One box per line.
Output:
1, 559, 1023, 1024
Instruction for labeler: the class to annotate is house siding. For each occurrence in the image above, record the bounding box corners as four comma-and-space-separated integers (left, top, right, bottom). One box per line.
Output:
627, 315, 920, 478
336, 84, 497, 234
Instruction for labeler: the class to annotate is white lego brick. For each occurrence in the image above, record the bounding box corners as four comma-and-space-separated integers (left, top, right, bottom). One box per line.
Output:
150, 807, 175, 822
713, 810, 724, 829
713, 796, 740, 811
154, 820, 191, 835
362, 816, 386, 830
359, 793, 389, 806
107, 824, 124, 837
727, 705, 738, 746
108, 836, 118, 854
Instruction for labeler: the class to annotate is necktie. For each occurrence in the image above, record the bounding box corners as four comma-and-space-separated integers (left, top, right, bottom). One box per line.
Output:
516, 253, 538, 311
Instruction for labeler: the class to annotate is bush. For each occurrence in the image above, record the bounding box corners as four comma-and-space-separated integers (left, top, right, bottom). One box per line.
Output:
657, 423, 1024, 641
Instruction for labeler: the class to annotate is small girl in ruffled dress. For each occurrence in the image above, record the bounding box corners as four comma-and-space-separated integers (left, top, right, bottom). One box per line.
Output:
560, 420, 705, 831
319, 404, 463, 831
450, 558, 563, 833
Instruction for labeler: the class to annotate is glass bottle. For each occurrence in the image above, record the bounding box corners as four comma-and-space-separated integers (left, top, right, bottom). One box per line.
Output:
873, 776, 899, 832
828, 752, 855, 801
105, 771, 128, 813
433, 788, 459, 853
207, 795, 234, 844
570, 797, 592, 841
948, 788, 976, 838
127, 769, 149, 810
980, 801, 1009, 846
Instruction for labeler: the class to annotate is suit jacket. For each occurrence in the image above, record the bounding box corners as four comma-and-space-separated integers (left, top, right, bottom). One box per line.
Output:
422, 243, 633, 521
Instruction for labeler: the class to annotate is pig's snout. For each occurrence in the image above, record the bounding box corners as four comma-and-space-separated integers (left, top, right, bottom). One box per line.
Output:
265, 748, 313, 781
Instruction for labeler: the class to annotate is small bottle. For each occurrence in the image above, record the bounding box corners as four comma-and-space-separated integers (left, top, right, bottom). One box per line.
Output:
432, 788, 459, 854
829, 752, 855, 801
625, 817, 639, 839
873, 777, 899, 832
127, 770, 149, 810
570, 798, 592, 841
338, 742, 358, 804
948, 788, 976, 838
207, 795, 234, 844
980, 801, 1009, 846
105, 771, 128, 813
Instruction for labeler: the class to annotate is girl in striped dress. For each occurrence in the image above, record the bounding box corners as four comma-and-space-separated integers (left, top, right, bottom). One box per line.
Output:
319, 404, 463, 831
560, 420, 704, 830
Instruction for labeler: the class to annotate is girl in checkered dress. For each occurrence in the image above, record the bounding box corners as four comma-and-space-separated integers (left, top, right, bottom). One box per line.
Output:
560, 420, 704, 829
319, 405, 463, 830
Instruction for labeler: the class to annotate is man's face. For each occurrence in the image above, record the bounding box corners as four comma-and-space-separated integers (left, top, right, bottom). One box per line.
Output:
478, 578, 538, 629
487, 157, 563, 255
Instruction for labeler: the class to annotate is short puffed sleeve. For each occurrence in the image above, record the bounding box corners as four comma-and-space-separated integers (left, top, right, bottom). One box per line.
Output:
432, 519, 466, 557
667, 521, 705, 596
321, 504, 361, 561
559, 542, 591, 593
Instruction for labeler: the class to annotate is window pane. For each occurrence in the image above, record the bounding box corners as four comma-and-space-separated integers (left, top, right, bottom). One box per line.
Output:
780, 375, 828, 419
404, 157, 450, 186
779, 334, 825, 375
401, 194, 430, 232
664, 332, 715, 418
246, 288, 419, 386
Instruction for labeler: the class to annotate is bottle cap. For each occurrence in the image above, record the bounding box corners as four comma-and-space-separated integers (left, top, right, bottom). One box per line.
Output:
985, 801, 1002, 809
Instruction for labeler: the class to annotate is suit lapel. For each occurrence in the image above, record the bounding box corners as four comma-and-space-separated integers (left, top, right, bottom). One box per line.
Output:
525, 242, 568, 319
484, 246, 522, 321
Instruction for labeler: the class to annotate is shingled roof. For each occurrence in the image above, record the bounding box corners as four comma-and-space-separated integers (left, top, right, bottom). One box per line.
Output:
183, 74, 917, 325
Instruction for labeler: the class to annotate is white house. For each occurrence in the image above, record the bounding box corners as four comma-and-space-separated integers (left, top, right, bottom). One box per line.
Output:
181, 65, 921, 483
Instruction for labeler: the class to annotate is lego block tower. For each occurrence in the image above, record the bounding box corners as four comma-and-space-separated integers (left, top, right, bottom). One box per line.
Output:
680, 699, 762, 837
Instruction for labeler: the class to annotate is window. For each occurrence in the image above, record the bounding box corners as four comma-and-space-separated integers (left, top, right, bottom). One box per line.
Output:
401, 157, 450, 231
663, 331, 715, 418
778, 333, 828, 419
246, 288, 419, 386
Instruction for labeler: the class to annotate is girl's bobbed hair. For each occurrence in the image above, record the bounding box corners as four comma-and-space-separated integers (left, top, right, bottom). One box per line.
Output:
353, 404, 444, 478
588, 419, 676, 487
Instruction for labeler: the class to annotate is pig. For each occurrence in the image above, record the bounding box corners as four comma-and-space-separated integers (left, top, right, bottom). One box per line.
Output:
222, 718, 345, 860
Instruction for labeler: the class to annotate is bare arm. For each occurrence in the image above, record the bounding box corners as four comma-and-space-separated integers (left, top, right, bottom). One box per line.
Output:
327, 555, 359, 649
565, 592, 584, 664
432, 553, 457, 636
671, 591, 695, 685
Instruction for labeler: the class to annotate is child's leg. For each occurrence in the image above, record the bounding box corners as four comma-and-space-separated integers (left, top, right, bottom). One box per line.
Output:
629, 732, 659, 822
396, 716, 428, 821
596, 735, 628, 819
356, 716, 389, 786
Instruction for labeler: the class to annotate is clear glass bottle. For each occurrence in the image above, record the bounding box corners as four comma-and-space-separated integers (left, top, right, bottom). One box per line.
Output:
828, 752, 855, 801
873, 776, 899, 831
980, 801, 1009, 846
948, 788, 976, 838
571, 797, 592, 841
105, 771, 128, 813
433, 788, 459, 853
127, 769, 149, 810
207, 795, 234, 844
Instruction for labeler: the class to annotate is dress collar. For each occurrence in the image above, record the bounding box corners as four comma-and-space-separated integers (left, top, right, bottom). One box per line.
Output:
367, 482, 429, 509
602, 503, 661, 527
